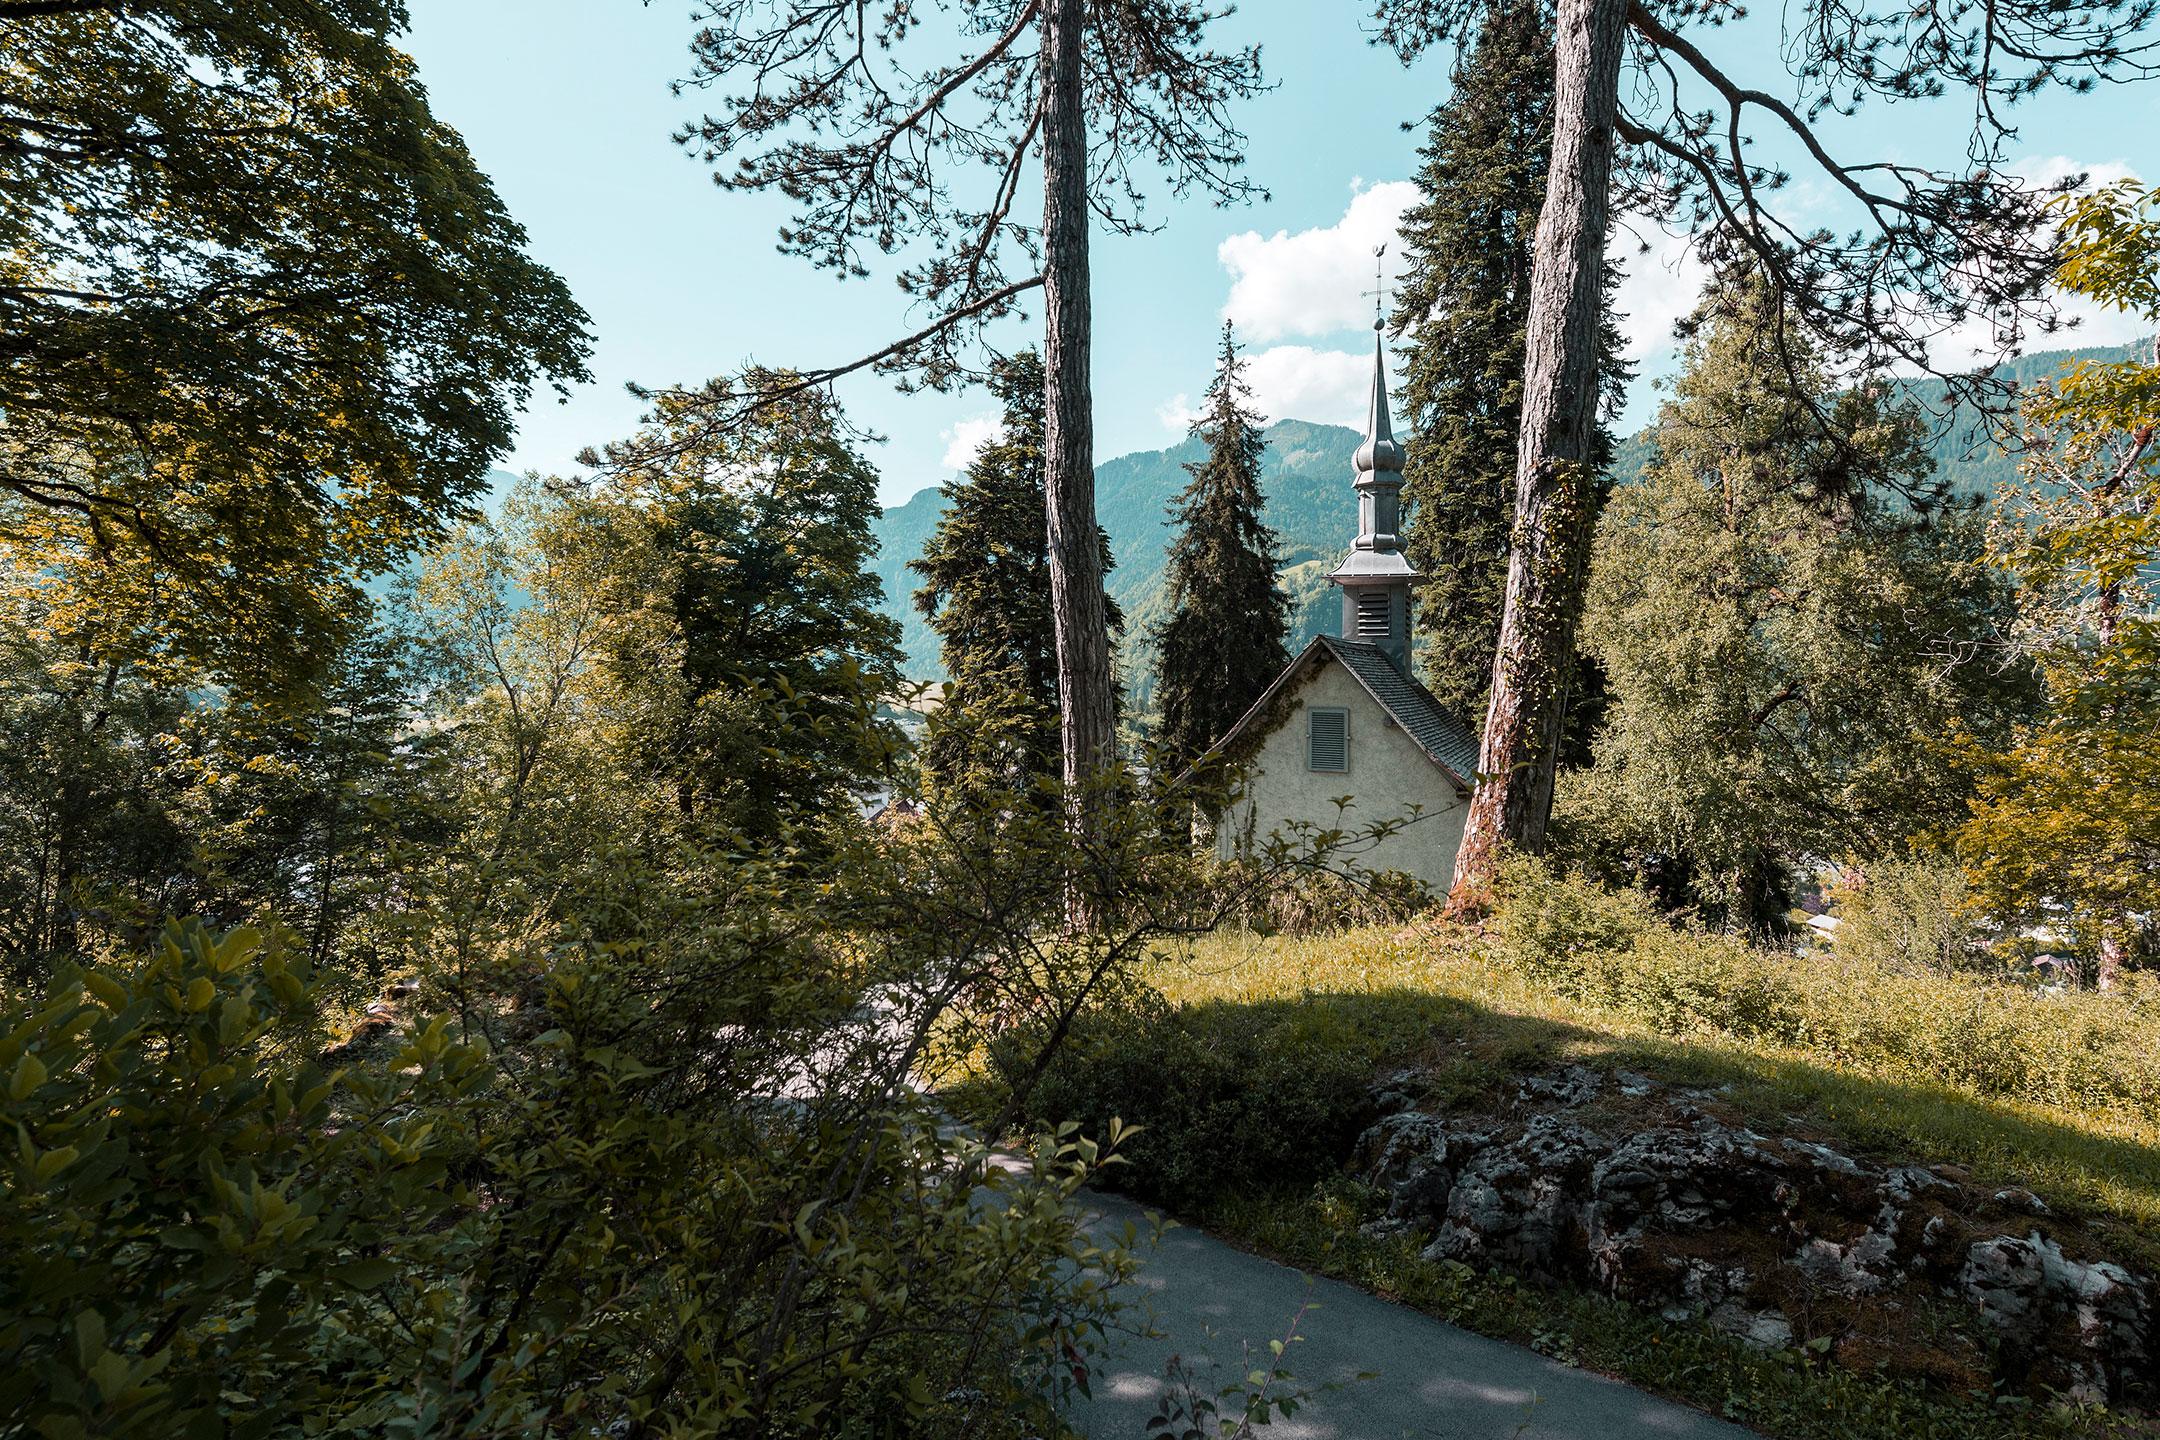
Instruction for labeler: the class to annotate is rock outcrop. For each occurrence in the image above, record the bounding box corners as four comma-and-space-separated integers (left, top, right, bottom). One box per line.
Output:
1356, 1065, 2155, 1405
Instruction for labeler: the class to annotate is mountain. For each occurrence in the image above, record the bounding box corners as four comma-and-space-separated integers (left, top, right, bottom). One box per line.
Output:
868, 419, 1364, 705
871, 340, 2147, 704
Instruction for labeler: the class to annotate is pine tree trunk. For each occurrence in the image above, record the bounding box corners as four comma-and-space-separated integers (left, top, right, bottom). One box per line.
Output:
1449, 0, 1627, 912
1040, 0, 1116, 824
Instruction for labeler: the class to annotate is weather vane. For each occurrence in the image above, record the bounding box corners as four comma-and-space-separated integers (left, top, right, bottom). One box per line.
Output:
1364, 244, 1389, 331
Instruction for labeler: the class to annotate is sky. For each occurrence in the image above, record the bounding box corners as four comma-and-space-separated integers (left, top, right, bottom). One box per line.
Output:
402, 2, 2159, 508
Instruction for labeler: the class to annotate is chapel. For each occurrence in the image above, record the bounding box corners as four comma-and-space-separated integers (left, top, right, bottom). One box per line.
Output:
1207, 321, 1480, 894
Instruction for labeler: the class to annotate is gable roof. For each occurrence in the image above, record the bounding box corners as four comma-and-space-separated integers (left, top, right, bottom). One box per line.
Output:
1207, 635, 1481, 792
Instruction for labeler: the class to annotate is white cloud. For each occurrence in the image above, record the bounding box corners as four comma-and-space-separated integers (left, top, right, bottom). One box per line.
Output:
1609, 219, 1709, 364
1921, 155, 2147, 370
2004, 154, 2136, 192
1155, 392, 1201, 434
938, 414, 1003, 470
1219, 181, 1420, 342
1241, 345, 1374, 426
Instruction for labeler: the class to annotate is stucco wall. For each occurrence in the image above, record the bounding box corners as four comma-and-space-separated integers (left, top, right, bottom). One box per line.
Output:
1214, 658, 1470, 895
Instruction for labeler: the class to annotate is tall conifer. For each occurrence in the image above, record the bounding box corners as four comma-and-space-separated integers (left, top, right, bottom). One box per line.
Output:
1153, 324, 1292, 775
1389, 1, 1625, 742
912, 350, 1120, 800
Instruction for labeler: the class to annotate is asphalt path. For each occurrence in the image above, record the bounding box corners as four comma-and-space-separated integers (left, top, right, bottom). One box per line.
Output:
1066, 1190, 1762, 1440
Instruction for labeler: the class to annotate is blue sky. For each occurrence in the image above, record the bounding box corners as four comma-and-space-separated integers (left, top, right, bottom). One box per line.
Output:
404, 2, 2157, 507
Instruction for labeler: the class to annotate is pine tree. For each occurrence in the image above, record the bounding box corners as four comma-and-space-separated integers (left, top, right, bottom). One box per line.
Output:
1389, 0, 1626, 744
1153, 324, 1292, 776
912, 350, 1121, 801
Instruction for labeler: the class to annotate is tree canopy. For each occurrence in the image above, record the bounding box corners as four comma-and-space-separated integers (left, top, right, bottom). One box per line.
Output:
1, 1, 590, 697
1565, 269, 2029, 929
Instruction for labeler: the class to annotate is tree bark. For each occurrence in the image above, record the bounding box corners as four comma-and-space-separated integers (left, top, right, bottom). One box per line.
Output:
2097, 931, 2126, 992
1449, 0, 1628, 913
1040, 0, 1116, 823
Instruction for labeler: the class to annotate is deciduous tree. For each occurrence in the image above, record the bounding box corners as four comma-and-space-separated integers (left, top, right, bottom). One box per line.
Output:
1959, 181, 2160, 987
0, 1, 590, 697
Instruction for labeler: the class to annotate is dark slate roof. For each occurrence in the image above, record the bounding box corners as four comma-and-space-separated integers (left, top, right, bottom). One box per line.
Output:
1204, 635, 1481, 792
1315, 636, 1482, 788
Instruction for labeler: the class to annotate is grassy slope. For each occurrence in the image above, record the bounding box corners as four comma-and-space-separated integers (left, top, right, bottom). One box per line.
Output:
1156, 924, 2160, 1262
1105, 921, 2160, 1437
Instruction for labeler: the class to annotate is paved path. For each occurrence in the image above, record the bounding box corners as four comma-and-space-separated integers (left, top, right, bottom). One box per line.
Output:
1067, 1191, 1760, 1440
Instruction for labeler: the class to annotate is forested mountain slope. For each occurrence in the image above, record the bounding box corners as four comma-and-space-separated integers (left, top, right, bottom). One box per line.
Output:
872, 340, 2149, 700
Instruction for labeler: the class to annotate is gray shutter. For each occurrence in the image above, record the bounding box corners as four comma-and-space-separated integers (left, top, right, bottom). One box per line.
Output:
1308, 707, 1348, 772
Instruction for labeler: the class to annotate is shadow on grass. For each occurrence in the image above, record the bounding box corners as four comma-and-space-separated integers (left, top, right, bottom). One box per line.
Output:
1029, 984, 2160, 1269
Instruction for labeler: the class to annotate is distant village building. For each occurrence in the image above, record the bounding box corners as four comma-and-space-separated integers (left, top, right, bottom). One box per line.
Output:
1207, 323, 1480, 894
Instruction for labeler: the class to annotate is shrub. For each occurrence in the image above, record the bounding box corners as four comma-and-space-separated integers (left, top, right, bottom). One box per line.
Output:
1, 907, 1134, 1439
1830, 855, 1988, 973
1489, 856, 2160, 1125
1012, 984, 1447, 1214
1212, 858, 1430, 937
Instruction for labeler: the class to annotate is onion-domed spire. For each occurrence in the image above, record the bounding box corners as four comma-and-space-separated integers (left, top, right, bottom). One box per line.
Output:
1328, 316, 1420, 672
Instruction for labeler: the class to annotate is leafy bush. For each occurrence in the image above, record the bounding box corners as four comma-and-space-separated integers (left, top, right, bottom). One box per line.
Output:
1830, 855, 1988, 973
1491, 856, 2160, 1124
1, 905, 1133, 1439
1214, 861, 1431, 937
1010, 984, 1449, 1214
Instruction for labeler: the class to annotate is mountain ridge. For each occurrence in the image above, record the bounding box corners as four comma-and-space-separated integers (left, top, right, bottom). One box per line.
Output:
871, 339, 2152, 702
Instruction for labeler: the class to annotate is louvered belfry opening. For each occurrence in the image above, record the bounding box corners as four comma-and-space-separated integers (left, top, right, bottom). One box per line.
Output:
1355, 589, 1392, 644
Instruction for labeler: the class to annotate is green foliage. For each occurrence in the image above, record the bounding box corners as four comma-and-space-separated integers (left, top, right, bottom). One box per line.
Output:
0, 919, 490, 1438
1154, 324, 1293, 775
1390, 1, 1626, 740
1489, 857, 2160, 1124
592, 377, 906, 835
1829, 855, 1987, 974
912, 350, 1120, 800
1009, 983, 1452, 1215
1956, 179, 2160, 984
1563, 269, 2030, 929
1, 846, 1159, 1437
1, 2, 589, 698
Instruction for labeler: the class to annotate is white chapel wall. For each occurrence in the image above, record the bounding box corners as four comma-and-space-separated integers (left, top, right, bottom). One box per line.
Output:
1214, 660, 1470, 896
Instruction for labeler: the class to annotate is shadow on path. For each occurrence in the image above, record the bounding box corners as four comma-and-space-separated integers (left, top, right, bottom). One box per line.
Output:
1066, 1190, 1760, 1440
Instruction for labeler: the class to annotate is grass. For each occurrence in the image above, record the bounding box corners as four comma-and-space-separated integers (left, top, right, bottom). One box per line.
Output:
1151, 918, 2160, 1269
981, 866, 2160, 1435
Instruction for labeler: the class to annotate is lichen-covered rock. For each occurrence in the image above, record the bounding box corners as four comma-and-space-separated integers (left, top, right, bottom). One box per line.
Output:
1353, 1066, 2157, 1405
1960, 1231, 2153, 1403
1423, 1115, 1598, 1279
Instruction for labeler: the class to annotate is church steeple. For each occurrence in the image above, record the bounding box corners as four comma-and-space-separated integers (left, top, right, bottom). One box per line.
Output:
1328, 320, 1419, 671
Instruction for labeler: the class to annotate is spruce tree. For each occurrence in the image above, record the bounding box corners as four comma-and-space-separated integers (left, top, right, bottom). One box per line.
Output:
1389, 0, 1626, 745
912, 350, 1120, 801
1153, 323, 1292, 776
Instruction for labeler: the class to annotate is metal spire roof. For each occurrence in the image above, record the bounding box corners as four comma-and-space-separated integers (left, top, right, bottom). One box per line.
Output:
1353, 321, 1405, 476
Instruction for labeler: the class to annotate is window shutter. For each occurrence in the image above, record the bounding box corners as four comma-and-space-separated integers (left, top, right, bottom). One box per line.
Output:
1308, 707, 1348, 773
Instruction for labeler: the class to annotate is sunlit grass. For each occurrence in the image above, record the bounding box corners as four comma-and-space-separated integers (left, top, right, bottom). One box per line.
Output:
1147, 922, 2160, 1265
